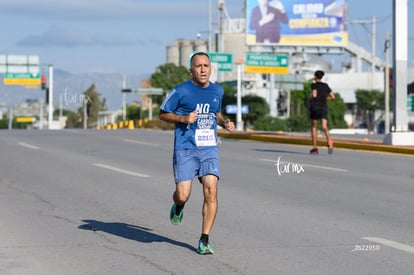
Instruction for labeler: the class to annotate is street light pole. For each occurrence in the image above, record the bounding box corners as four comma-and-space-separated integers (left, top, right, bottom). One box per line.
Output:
208, 0, 212, 52
48, 64, 54, 128
384, 32, 390, 134
122, 74, 126, 121
83, 100, 87, 129
236, 59, 244, 131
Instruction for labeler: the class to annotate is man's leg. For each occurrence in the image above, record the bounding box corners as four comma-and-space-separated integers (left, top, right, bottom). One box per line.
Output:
201, 174, 218, 235
311, 119, 318, 148
173, 180, 192, 205
196, 174, 218, 254
170, 180, 192, 225
321, 118, 334, 153
321, 118, 331, 142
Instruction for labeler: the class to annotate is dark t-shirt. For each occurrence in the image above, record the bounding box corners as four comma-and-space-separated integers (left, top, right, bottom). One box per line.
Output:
308, 81, 332, 120
310, 82, 331, 109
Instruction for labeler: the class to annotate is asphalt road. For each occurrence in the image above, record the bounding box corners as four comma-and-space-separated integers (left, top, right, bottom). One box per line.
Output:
0, 129, 413, 275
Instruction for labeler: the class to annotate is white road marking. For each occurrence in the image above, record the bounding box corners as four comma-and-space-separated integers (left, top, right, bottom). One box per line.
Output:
18, 142, 40, 150
259, 158, 348, 172
363, 237, 414, 254
124, 139, 160, 147
304, 164, 348, 172
92, 163, 151, 178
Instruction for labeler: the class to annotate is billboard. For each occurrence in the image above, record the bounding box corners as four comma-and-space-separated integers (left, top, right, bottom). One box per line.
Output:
246, 0, 348, 46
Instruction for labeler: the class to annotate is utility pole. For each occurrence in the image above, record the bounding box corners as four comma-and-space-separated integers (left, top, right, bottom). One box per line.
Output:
208, 0, 212, 52
372, 16, 376, 86
392, 0, 408, 131
8, 108, 12, 130
48, 64, 54, 128
217, 0, 224, 82
236, 60, 243, 131
383, 0, 413, 145
218, 0, 224, 53
384, 32, 390, 134
83, 99, 87, 129
122, 74, 126, 121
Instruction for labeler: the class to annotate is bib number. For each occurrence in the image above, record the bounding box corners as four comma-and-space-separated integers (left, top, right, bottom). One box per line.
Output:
195, 129, 216, 147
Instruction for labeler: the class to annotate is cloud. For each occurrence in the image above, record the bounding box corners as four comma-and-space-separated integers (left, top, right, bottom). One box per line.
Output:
16, 26, 137, 47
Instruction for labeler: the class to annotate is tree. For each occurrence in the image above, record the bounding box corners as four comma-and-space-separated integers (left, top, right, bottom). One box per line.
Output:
221, 84, 237, 115
286, 86, 311, 132
79, 84, 106, 128
126, 104, 140, 121
290, 89, 309, 117
65, 84, 107, 128
65, 111, 81, 128
355, 89, 384, 132
0, 117, 7, 129
241, 94, 269, 128
150, 63, 191, 105
327, 93, 348, 129
287, 113, 309, 132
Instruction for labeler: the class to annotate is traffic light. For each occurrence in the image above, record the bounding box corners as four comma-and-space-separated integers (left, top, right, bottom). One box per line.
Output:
86, 101, 92, 116
277, 91, 287, 116
45, 88, 49, 104
41, 75, 47, 90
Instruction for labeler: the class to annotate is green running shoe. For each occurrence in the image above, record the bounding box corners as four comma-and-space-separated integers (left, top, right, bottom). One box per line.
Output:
197, 240, 214, 255
170, 203, 183, 225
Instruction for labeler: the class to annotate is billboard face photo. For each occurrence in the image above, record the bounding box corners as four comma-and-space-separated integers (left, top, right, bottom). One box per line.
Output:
246, 0, 348, 46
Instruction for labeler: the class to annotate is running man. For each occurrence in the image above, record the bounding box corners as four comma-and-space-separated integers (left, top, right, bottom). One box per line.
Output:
308, 70, 335, 155
159, 52, 235, 254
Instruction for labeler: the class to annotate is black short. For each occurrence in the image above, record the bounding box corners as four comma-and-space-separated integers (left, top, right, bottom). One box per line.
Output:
309, 107, 328, 120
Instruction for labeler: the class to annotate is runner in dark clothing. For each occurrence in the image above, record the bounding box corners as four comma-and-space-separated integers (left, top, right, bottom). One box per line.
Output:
309, 70, 335, 155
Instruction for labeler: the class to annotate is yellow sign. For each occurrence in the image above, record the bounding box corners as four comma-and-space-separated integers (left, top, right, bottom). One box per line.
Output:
245, 66, 289, 74
16, 117, 35, 123
4, 78, 41, 86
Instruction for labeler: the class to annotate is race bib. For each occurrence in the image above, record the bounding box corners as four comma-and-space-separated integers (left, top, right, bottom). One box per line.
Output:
195, 129, 217, 147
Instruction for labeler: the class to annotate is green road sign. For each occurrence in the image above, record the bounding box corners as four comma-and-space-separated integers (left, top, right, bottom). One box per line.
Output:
245, 53, 289, 74
4, 73, 40, 79
207, 52, 233, 72
3, 73, 41, 86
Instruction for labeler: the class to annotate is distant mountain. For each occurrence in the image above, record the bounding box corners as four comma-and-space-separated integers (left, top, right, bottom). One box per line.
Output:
0, 70, 150, 111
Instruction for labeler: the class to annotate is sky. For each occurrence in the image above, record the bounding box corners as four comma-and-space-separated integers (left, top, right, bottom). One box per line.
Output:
0, 0, 413, 76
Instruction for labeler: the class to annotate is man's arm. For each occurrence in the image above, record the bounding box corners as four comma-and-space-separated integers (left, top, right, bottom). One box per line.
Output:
311, 88, 318, 99
327, 91, 335, 100
216, 112, 235, 131
159, 110, 197, 124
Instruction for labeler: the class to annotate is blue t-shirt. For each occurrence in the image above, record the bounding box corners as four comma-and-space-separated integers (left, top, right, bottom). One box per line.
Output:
160, 80, 223, 150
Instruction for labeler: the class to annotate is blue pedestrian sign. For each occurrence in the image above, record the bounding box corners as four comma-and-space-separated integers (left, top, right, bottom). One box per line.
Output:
226, 105, 249, 114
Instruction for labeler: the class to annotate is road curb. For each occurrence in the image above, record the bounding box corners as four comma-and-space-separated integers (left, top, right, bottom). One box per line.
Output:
218, 131, 414, 156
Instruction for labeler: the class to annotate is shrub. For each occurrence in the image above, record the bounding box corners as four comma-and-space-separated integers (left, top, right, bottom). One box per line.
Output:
253, 116, 288, 131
